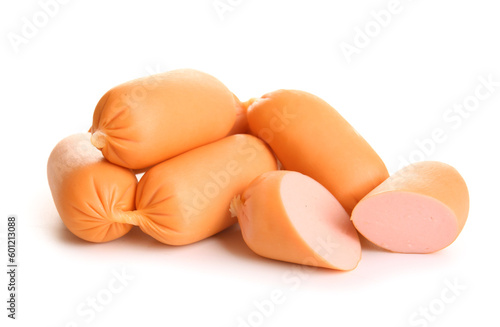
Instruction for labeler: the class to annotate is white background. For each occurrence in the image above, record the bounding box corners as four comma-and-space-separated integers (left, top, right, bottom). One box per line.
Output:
1, 0, 499, 326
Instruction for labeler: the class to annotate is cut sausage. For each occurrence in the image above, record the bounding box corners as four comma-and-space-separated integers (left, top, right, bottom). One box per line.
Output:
47, 133, 137, 242
231, 170, 361, 270
351, 161, 469, 253
91, 69, 237, 169
117, 134, 278, 245
247, 89, 389, 213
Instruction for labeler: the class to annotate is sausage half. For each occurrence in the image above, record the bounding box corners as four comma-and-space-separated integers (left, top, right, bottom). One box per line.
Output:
91, 69, 237, 169
231, 170, 361, 270
246, 89, 389, 213
47, 133, 137, 242
351, 161, 469, 253
118, 134, 278, 245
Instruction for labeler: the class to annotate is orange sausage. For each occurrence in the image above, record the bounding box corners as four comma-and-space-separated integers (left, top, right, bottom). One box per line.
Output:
231, 170, 361, 270
351, 161, 469, 253
47, 133, 137, 242
91, 69, 237, 169
113, 134, 278, 245
247, 89, 389, 213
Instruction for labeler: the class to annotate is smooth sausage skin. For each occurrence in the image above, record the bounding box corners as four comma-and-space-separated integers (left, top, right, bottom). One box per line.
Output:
351, 161, 469, 253
121, 134, 278, 245
47, 133, 137, 242
247, 90, 389, 214
91, 69, 237, 169
231, 170, 361, 271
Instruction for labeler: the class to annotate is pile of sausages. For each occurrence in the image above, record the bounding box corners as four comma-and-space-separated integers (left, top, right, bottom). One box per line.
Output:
47, 69, 469, 271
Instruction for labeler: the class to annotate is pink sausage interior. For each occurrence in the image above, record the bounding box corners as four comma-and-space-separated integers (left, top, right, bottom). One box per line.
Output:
280, 172, 361, 270
352, 192, 459, 253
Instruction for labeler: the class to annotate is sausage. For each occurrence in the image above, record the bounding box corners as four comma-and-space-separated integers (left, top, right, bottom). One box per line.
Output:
47, 133, 137, 242
351, 161, 469, 253
246, 89, 389, 213
230, 170, 361, 270
118, 134, 277, 245
91, 69, 237, 169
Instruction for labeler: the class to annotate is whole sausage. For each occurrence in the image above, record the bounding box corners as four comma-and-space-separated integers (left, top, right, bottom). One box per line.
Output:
116, 134, 278, 245
47, 133, 137, 242
246, 89, 389, 213
91, 69, 237, 169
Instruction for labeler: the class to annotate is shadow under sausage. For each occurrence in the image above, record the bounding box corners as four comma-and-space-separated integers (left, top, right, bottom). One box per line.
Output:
54, 221, 167, 250
53, 218, 381, 276
212, 224, 266, 263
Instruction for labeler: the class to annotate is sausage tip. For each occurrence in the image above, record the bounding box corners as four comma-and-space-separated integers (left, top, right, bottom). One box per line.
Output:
229, 195, 243, 218
112, 210, 142, 226
91, 130, 106, 150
